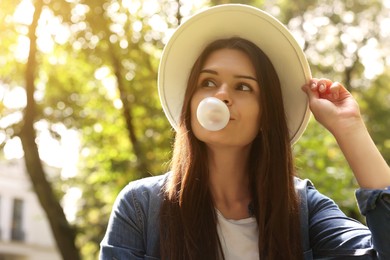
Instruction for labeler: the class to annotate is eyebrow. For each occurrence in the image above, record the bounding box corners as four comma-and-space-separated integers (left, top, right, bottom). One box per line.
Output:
200, 69, 258, 82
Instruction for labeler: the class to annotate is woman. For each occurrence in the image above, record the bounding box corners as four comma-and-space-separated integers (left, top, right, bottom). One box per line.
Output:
100, 4, 390, 260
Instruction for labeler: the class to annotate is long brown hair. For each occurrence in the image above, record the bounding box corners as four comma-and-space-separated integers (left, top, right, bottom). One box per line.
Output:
159, 37, 302, 260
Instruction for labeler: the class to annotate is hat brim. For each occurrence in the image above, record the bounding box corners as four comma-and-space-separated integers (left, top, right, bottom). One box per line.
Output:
158, 4, 311, 144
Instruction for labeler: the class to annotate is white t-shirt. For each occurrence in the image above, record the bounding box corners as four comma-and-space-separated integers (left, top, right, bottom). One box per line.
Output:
216, 209, 259, 259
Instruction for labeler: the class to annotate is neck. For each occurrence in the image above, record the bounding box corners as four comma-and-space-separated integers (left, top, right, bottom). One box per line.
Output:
207, 145, 252, 219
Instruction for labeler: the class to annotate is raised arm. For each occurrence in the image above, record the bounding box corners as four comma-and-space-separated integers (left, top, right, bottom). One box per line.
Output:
302, 78, 390, 189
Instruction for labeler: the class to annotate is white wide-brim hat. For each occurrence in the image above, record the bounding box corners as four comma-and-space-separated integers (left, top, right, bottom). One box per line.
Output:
158, 4, 311, 144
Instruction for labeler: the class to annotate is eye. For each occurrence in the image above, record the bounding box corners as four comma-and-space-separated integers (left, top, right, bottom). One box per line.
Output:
236, 83, 252, 91
200, 79, 217, 88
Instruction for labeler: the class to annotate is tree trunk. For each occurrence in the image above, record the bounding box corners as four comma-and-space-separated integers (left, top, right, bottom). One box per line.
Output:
110, 50, 150, 177
19, 1, 80, 259
176, 0, 182, 24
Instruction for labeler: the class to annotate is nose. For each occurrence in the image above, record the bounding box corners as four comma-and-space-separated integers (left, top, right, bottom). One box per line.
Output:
214, 84, 232, 105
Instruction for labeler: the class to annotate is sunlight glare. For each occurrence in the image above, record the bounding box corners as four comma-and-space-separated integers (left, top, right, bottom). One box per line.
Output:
0, 132, 6, 145
113, 99, 123, 109
94, 67, 118, 99
0, 84, 6, 100
36, 9, 56, 53
94, 66, 110, 80
34, 121, 80, 178
62, 187, 82, 222
380, 18, 390, 38
358, 38, 384, 79
149, 14, 168, 32
59, 128, 80, 178
141, 0, 160, 16
125, 0, 141, 15
133, 20, 143, 32
73, 3, 90, 17
3, 86, 27, 109
13, 35, 30, 63
4, 137, 24, 160
12, 0, 71, 56
13, 0, 34, 25
0, 112, 23, 129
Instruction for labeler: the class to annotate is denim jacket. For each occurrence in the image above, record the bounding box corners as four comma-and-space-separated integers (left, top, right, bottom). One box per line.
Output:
100, 173, 390, 259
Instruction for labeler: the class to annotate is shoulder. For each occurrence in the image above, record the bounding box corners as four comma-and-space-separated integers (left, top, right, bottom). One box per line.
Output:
113, 173, 169, 218
101, 174, 168, 258
294, 177, 314, 191
119, 173, 168, 207
124, 173, 168, 196
294, 177, 339, 213
295, 177, 374, 258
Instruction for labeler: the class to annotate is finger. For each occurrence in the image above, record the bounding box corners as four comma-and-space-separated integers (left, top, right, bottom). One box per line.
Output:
317, 78, 333, 94
309, 78, 320, 91
330, 82, 341, 100
301, 81, 319, 100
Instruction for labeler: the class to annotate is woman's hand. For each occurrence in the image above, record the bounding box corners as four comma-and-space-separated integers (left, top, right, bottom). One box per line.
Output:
302, 78, 390, 189
301, 78, 362, 136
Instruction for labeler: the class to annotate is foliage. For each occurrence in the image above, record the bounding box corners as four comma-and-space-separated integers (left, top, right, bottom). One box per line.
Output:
1, 0, 389, 259
294, 118, 362, 221
360, 71, 390, 165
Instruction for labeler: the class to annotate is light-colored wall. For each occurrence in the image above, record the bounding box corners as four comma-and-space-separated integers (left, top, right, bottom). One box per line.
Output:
0, 159, 61, 260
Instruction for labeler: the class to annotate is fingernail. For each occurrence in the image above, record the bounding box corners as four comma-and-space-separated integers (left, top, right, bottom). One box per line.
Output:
310, 83, 317, 89
319, 84, 326, 92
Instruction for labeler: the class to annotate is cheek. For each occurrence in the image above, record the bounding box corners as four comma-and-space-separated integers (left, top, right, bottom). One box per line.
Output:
239, 96, 261, 117
255, 104, 262, 126
245, 102, 262, 131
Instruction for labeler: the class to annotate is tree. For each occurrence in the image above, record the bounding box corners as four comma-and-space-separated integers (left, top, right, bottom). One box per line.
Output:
17, 0, 80, 259
361, 71, 390, 165
1, 0, 389, 258
279, 0, 390, 221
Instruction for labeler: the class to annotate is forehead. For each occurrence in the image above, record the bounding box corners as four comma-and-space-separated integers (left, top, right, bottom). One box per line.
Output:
202, 48, 256, 74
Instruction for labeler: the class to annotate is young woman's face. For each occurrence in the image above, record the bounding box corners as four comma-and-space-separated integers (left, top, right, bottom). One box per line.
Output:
191, 48, 261, 148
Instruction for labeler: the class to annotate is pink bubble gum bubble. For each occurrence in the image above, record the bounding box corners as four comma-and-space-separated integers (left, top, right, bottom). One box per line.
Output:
196, 97, 230, 131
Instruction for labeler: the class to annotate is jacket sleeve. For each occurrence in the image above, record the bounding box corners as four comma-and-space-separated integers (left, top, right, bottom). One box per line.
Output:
306, 182, 377, 259
99, 175, 164, 260
355, 187, 390, 259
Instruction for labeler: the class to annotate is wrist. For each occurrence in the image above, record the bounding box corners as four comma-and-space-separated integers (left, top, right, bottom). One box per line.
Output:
331, 117, 367, 142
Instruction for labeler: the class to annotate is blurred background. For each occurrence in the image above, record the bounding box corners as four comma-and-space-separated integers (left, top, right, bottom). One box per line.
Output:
1, 0, 389, 259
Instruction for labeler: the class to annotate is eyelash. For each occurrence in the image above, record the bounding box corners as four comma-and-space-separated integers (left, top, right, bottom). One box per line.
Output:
201, 79, 216, 88
200, 79, 253, 92
237, 83, 252, 91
